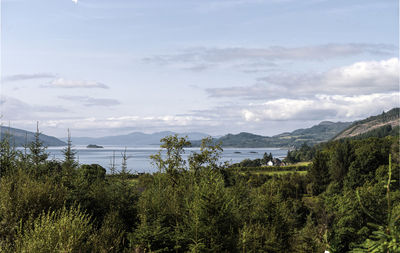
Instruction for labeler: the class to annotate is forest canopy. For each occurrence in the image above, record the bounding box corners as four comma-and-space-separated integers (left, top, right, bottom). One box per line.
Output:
0, 129, 399, 252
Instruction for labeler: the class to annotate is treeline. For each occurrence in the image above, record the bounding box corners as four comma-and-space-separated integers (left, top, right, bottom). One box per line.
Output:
348, 124, 399, 140
287, 124, 399, 164
0, 127, 399, 252
286, 143, 317, 163
229, 152, 276, 168
353, 108, 399, 126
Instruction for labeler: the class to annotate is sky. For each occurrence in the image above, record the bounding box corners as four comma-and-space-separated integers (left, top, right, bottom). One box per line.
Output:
0, 0, 399, 138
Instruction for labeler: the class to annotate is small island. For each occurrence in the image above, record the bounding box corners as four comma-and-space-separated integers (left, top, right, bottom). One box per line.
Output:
87, 144, 104, 149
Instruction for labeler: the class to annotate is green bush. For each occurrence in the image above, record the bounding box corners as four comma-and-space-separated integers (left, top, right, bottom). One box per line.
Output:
0, 169, 67, 246
14, 206, 94, 253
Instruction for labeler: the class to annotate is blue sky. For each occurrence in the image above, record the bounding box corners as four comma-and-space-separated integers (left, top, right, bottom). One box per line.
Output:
1, 0, 399, 137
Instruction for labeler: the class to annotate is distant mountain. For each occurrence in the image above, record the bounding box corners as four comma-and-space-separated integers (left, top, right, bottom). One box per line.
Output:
67, 131, 210, 146
333, 108, 400, 140
0, 126, 66, 147
191, 121, 352, 148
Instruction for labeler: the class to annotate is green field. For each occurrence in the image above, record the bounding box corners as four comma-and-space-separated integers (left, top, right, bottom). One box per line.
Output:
250, 170, 308, 176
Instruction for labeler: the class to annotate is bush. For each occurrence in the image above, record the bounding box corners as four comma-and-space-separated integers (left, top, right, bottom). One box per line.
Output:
14, 206, 94, 252
0, 169, 67, 245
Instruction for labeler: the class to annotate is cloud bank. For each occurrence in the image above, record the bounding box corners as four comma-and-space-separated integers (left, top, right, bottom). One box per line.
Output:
207, 58, 399, 99
241, 93, 399, 122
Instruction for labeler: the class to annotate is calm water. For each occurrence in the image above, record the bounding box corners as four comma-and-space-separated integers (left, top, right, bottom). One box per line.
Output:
44, 146, 288, 173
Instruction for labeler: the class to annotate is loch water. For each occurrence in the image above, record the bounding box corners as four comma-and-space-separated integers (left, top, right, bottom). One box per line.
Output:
44, 146, 288, 173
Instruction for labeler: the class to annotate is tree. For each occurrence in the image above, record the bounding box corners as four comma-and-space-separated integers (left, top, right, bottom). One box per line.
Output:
29, 122, 48, 168
329, 140, 354, 185
18, 133, 30, 171
262, 152, 273, 165
150, 134, 190, 185
0, 129, 18, 177
352, 155, 400, 252
120, 147, 129, 176
62, 129, 78, 170
308, 151, 330, 195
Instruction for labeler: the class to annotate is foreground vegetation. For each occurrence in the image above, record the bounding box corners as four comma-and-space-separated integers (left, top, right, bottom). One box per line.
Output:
0, 127, 399, 252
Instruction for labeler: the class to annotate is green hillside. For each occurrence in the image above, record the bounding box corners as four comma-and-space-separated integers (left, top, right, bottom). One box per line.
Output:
191, 121, 351, 148
333, 108, 400, 140
0, 126, 66, 147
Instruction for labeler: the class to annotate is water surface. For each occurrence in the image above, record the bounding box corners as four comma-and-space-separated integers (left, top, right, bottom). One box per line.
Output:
45, 146, 288, 173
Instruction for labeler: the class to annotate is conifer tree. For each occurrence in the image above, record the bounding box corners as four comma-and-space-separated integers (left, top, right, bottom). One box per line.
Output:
62, 129, 78, 169
19, 132, 30, 170
109, 150, 116, 175
121, 147, 129, 176
119, 147, 130, 186
308, 151, 330, 195
0, 127, 17, 177
29, 122, 48, 167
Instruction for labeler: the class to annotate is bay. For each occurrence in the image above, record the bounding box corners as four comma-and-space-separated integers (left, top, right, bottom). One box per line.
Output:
44, 145, 288, 173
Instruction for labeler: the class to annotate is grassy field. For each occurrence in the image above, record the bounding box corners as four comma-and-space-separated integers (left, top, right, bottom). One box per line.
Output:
293, 161, 312, 166
251, 170, 308, 176
118, 161, 312, 183
233, 161, 311, 176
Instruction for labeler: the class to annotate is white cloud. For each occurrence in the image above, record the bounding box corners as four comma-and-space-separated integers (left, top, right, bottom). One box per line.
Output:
72, 0, 78, 4
44, 78, 109, 89
240, 92, 399, 121
208, 58, 399, 99
322, 57, 398, 89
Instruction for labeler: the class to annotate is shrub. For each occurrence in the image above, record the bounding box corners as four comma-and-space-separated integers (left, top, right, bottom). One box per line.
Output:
14, 206, 94, 252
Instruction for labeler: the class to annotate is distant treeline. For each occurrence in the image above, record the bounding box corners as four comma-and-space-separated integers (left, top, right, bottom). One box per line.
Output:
353, 108, 399, 126
349, 124, 399, 140
231, 164, 309, 172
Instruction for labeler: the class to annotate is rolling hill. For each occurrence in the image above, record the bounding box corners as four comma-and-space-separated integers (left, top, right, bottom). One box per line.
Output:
0, 126, 66, 147
191, 121, 352, 148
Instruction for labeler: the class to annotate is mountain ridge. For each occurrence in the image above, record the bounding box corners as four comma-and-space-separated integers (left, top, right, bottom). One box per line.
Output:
0, 126, 66, 147
191, 121, 352, 148
333, 108, 400, 140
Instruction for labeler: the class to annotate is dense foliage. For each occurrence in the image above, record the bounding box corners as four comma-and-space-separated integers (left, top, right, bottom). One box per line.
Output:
0, 127, 399, 252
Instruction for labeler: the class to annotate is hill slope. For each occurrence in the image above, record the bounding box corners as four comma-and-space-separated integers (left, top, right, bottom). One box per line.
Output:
0, 126, 66, 147
333, 108, 400, 140
192, 121, 351, 148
